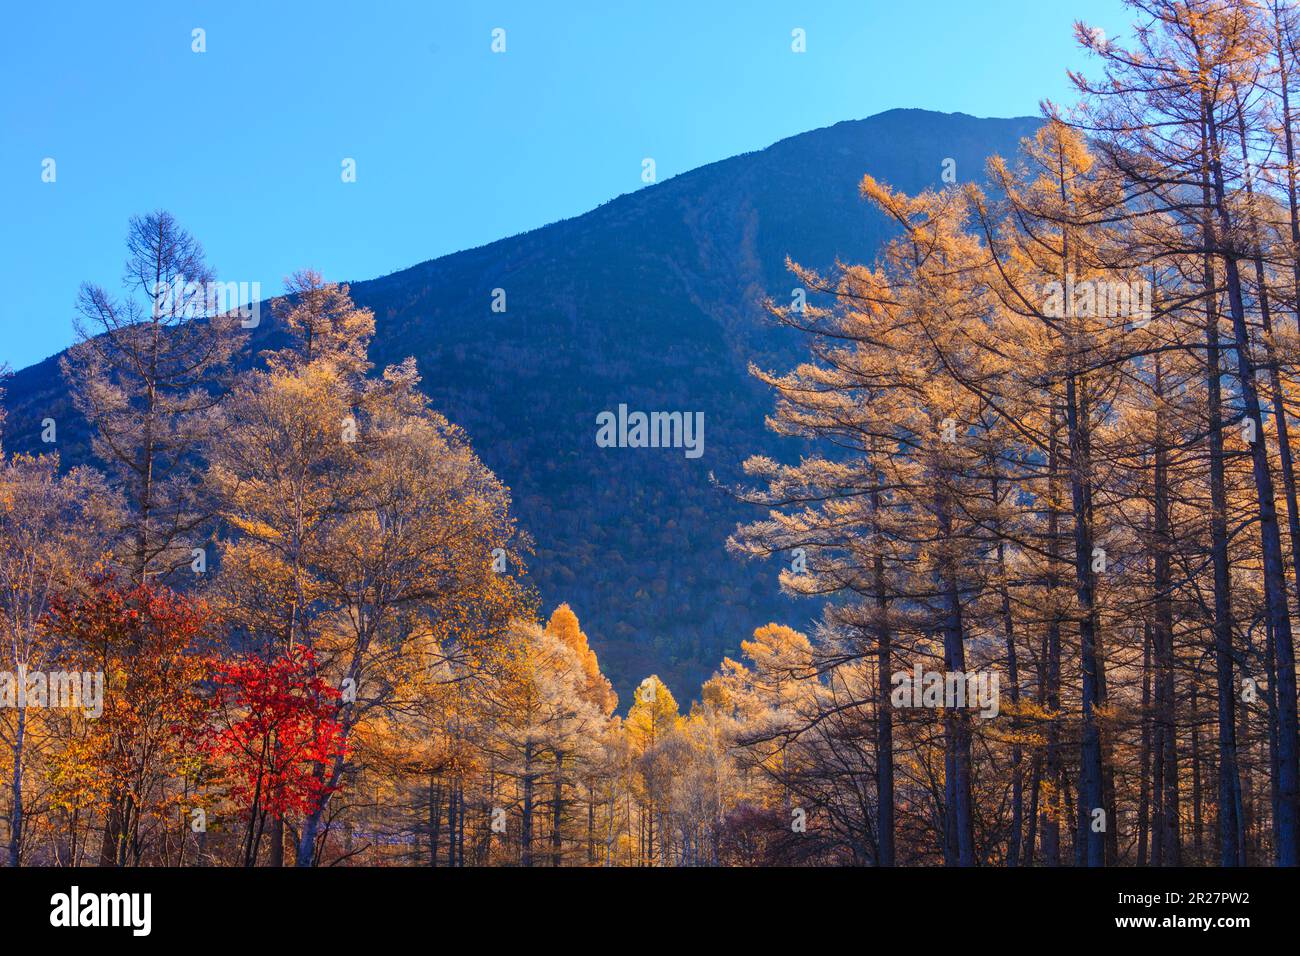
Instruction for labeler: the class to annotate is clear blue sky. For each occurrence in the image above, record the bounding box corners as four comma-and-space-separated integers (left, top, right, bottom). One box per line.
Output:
0, 0, 1130, 370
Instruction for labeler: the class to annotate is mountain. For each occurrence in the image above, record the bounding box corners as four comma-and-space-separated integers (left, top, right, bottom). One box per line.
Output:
1, 109, 1042, 702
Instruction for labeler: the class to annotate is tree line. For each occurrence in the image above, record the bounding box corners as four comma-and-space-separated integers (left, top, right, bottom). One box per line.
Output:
729, 0, 1300, 866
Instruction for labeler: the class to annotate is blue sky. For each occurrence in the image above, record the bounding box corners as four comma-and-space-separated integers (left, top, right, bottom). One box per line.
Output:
0, 0, 1130, 369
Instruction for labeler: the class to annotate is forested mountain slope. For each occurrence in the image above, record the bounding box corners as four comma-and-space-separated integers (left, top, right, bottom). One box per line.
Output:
2, 109, 1041, 697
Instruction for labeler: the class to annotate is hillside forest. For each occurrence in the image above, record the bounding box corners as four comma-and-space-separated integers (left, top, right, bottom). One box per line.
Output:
6, 0, 1300, 867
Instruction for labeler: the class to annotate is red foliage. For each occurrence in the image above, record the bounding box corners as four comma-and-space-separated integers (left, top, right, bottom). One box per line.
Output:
205, 646, 347, 821
42, 574, 214, 795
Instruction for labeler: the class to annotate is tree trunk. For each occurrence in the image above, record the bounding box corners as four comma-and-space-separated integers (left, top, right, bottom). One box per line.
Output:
552, 752, 564, 867
7, 707, 24, 866
871, 477, 895, 866
1041, 409, 1063, 867
936, 488, 975, 866
1153, 357, 1180, 865
521, 741, 534, 867
1065, 371, 1105, 867
1138, 622, 1151, 866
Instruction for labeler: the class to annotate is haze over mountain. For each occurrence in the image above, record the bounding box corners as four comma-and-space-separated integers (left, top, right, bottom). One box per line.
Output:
2, 108, 1041, 700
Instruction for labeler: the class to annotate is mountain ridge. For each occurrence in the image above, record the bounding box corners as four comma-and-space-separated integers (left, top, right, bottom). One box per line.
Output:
346, 109, 1039, 290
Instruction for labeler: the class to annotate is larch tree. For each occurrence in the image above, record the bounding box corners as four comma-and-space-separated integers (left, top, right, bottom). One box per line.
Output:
0, 454, 115, 865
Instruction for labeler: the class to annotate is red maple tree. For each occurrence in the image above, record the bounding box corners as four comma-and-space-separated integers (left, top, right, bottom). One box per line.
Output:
205, 646, 346, 863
